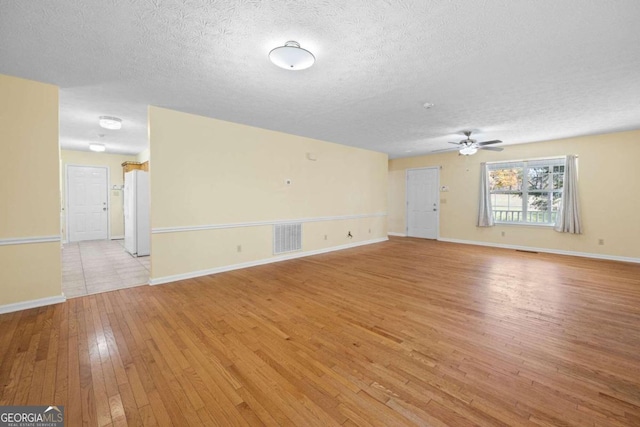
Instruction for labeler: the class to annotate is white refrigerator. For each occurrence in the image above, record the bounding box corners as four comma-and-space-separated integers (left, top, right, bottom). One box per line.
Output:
124, 170, 150, 257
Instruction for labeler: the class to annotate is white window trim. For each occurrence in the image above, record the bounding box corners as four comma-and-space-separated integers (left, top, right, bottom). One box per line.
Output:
488, 157, 566, 227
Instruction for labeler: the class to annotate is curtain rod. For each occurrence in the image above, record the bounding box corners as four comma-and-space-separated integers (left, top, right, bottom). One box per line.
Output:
486, 155, 577, 165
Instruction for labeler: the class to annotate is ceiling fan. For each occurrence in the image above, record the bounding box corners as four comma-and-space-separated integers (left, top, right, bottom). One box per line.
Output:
448, 131, 503, 155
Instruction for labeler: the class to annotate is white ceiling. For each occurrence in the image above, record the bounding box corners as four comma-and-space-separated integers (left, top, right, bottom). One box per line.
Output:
1, 1, 639, 158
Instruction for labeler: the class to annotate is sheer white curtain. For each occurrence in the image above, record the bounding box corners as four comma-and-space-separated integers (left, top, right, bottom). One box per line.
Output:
477, 162, 494, 227
554, 155, 582, 234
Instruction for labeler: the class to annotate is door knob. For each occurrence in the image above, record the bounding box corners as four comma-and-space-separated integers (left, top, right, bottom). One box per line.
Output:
433, 208, 437, 211
103, 207, 107, 211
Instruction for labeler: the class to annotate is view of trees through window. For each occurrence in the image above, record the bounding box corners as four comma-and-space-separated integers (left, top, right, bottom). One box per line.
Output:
488, 159, 564, 224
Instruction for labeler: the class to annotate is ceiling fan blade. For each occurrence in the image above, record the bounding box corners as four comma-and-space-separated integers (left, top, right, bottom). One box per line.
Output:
431, 147, 460, 153
480, 146, 504, 151
477, 140, 502, 146
448, 141, 461, 145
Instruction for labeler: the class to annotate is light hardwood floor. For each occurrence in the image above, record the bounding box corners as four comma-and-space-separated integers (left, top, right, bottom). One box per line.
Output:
1, 237, 640, 426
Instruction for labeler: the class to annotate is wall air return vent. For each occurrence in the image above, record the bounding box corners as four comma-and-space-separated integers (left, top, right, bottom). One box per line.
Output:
273, 223, 302, 255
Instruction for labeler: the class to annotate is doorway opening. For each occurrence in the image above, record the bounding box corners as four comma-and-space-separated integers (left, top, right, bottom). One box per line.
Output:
61, 161, 150, 298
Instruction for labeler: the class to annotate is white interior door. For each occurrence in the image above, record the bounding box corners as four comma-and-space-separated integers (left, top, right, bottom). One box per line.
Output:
407, 167, 439, 239
67, 165, 109, 242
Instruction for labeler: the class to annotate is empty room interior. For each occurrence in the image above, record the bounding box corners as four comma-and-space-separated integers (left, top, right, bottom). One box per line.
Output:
1, 1, 640, 426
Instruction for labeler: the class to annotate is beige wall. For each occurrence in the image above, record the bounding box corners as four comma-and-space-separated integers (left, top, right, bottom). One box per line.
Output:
60, 150, 137, 240
0, 74, 61, 305
150, 106, 388, 280
389, 130, 640, 259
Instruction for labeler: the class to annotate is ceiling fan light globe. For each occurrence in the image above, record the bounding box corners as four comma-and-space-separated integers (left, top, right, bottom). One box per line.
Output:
459, 146, 478, 155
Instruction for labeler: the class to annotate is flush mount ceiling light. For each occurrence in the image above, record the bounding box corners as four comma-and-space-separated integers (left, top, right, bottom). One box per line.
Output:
89, 143, 106, 152
99, 116, 122, 130
269, 41, 315, 70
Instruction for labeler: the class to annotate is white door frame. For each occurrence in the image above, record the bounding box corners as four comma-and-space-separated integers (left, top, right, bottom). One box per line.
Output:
65, 164, 111, 242
405, 166, 440, 239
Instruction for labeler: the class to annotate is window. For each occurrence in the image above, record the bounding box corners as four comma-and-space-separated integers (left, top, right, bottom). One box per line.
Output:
488, 158, 565, 225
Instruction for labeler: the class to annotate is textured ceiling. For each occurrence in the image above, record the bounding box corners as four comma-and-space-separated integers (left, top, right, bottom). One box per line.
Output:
1, 1, 639, 157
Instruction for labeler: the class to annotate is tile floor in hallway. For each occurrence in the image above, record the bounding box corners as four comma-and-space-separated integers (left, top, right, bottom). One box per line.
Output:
62, 239, 150, 298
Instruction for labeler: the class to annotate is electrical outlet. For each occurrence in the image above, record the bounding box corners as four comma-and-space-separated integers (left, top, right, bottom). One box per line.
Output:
324, 234, 327, 240
598, 239, 604, 245
237, 245, 242, 252
501, 231, 505, 237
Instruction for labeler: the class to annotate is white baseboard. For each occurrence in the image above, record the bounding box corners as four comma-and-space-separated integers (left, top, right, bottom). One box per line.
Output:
438, 237, 640, 264
387, 232, 407, 237
150, 237, 388, 286
110, 235, 124, 240
0, 294, 66, 315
